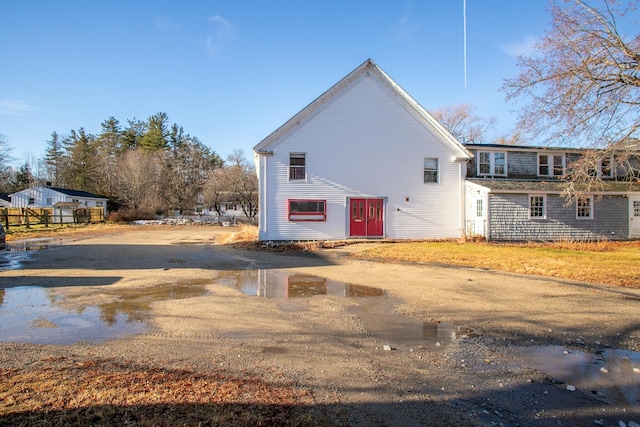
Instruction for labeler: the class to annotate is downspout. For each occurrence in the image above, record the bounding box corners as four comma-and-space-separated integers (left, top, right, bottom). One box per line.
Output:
255, 150, 273, 240
261, 154, 267, 239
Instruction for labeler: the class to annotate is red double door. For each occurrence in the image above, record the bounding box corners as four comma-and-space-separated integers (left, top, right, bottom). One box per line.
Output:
349, 198, 384, 237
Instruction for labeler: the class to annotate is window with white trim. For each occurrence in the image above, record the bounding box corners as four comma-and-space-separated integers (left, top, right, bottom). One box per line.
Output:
529, 195, 546, 219
576, 196, 593, 219
423, 158, 438, 183
288, 199, 326, 221
600, 155, 614, 178
478, 151, 506, 176
538, 154, 564, 177
476, 199, 483, 217
289, 153, 306, 180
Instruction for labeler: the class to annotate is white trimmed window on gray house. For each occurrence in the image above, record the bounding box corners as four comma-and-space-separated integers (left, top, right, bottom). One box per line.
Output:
478, 151, 506, 176
423, 158, 439, 183
529, 195, 546, 219
576, 196, 593, 219
538, 154, 564, 177
599, 155, 614, 178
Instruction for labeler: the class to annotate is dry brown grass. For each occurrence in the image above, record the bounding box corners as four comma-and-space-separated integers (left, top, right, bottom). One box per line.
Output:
0, 357, 316, 426
216, 224, 259, 245
3, 223, 138, 242
355, 239, 640, 288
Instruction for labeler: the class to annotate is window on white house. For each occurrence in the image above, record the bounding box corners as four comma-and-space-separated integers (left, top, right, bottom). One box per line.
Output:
529, 195, 546, 219
96, 201, 104, 208
476, 199, 483, 217
46, 198, 53, 206
423, 158, 438, 183
28, 197, 35, 205
288, 199, 326, 221
576, 196, 593, 219
538, 154, 565, 177
478, 151, 507, 176
289, 153, 306, 180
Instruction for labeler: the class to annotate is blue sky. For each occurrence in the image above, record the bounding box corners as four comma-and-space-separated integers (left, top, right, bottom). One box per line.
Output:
1, 1, 552, 165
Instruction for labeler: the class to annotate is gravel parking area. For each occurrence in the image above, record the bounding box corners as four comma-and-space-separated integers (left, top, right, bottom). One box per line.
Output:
1, 226, 639, 426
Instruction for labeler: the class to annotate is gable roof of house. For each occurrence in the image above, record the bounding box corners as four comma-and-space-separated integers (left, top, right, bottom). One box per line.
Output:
46, 186, 107, 199
254, 58, 472, 159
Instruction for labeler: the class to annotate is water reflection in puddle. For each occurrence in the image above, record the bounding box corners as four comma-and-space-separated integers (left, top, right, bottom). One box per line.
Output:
0, 268, 458, 351
0, 282, 208, 345
516, 345, 640, 406
214, 270, 462, 349
213, 269, 384, 298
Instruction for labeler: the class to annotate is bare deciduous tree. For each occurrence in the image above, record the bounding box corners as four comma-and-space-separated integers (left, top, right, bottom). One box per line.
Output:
430, 104, 496, 143
115, 149, 160, 211
503, 0, 639, 175
203, 150, 258, 221
0, 134, 14, 192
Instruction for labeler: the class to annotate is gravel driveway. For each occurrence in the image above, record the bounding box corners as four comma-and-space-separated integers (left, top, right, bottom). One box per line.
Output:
0, 226, 639, 426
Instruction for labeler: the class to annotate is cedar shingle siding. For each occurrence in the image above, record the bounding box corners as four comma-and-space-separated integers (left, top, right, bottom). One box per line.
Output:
488, 194, 628, 241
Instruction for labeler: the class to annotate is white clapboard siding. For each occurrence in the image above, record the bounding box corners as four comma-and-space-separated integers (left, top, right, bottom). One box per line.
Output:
255, 60, 470, 241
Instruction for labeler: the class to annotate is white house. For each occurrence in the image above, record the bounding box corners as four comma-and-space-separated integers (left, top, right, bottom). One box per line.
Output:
10, 185, 108, 222
253, 59, 472, 241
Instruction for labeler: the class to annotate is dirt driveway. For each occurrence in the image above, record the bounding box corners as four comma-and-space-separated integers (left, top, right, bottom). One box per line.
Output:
1, 226, 639, 426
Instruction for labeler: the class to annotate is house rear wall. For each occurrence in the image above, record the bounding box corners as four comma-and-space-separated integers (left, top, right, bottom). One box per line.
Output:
488, 194, 628, 241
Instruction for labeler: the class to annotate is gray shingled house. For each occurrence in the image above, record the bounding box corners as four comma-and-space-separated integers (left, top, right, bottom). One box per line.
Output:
464, 144, 640, 241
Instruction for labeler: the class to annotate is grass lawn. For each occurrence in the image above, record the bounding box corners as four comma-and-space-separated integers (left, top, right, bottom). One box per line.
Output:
355, 240, 640, 288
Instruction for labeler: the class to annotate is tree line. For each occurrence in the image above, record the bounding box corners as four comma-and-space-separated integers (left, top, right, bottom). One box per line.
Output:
2, 0, 637, 203
0, 112, 258, 219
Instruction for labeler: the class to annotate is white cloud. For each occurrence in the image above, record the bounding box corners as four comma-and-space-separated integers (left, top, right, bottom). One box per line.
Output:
0, 99, 36, 115
392, 1, 418, 40
205, 14, 238, 56
501, 35, 538, 58
154, 17, 181, 31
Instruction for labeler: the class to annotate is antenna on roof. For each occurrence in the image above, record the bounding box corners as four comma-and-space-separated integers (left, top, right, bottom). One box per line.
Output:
463, 0, 467, 90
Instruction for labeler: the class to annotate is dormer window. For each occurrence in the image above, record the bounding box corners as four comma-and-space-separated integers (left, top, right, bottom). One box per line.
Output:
478, 151, 506, 176
538, 154, 564, 177
600, 155, 614, 178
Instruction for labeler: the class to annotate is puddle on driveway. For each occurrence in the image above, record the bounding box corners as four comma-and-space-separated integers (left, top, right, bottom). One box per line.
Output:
0, 238, 59, 270
213, 269, 384, 298
213, 269, 462, 350
0, 266, 460, 351
516, 345, 640, 406
0, 282, 208, 345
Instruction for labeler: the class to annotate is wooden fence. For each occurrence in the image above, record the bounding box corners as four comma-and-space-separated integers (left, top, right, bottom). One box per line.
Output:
0, 207, 105, 229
